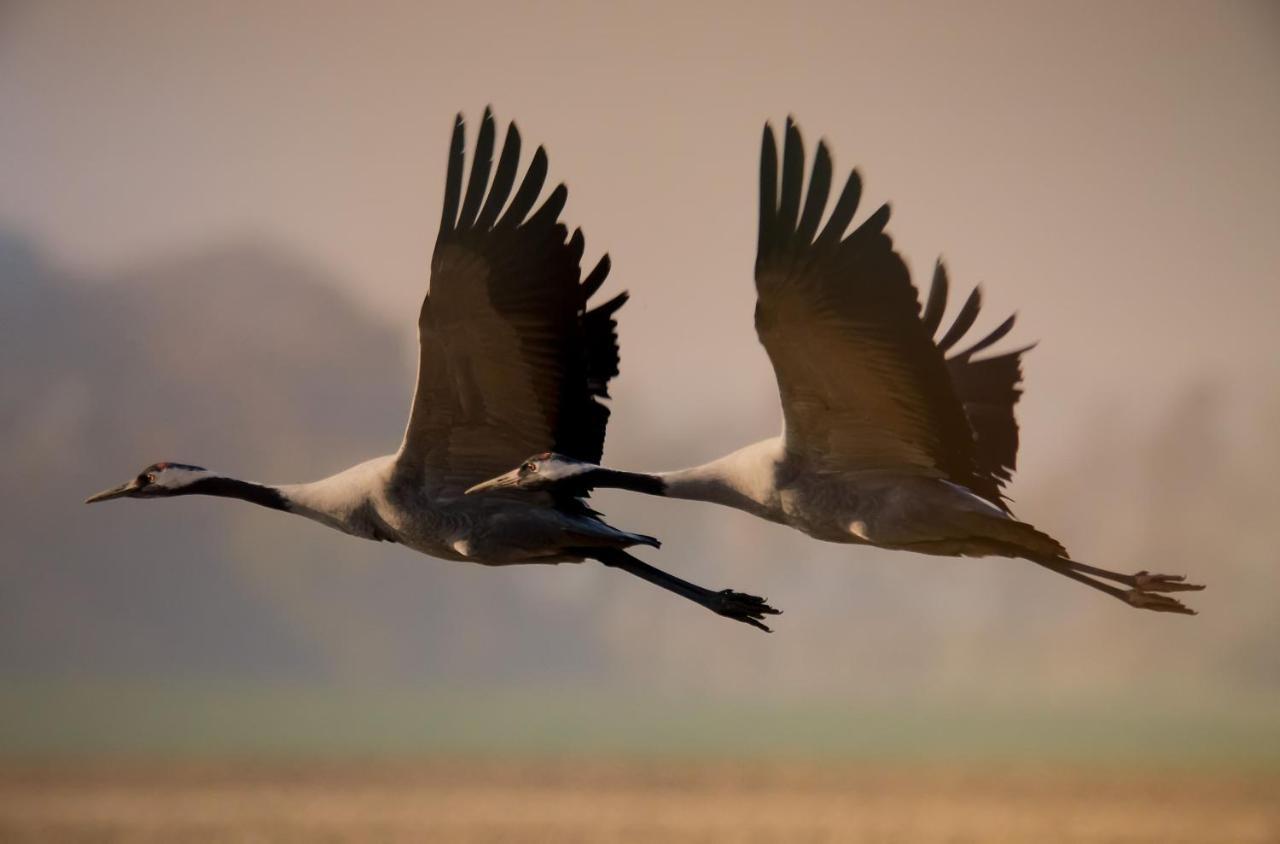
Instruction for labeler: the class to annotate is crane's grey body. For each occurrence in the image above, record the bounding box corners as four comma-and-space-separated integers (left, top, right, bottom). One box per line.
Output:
85, 109, 779, 631
277, 454, 650, 565
649, 437, 1058, 558
471, 118, 1203, 615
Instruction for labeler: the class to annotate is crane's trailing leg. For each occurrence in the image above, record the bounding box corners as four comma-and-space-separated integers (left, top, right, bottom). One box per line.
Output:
579, 548, 781, 632
1031, 557, 1201, 615
1061, 559, 1204, 593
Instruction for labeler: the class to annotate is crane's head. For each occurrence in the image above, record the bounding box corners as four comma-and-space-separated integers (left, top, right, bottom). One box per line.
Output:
85, 462, 212, 503
465, 453, 596, 495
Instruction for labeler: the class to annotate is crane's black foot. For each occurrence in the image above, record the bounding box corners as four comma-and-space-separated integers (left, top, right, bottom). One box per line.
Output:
709, 589, 782, 632
1124, 589, 1196, 615
1133, 571, 1205, 593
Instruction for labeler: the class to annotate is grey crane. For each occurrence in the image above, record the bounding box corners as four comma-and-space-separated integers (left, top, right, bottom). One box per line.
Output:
85, 109, 780, 631
468, 118, 1204, 615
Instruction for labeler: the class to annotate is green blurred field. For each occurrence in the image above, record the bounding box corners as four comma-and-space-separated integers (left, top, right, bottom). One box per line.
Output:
6, 684, 1280, 763
2, 758, 1277, 842
3, 685, 1277, 840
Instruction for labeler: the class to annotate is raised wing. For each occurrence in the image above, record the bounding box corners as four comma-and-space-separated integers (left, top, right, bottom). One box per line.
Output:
753, 118, 1003, 507
922, 261, 1034, 498
397, 109, 625, 495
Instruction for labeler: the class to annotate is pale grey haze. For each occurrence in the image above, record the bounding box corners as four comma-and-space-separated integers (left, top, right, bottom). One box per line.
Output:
0, 1, 1277, 752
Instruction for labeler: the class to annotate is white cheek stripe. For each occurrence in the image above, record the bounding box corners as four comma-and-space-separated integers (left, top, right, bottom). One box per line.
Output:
156, 467, 212, 488
541, 461, 594, 482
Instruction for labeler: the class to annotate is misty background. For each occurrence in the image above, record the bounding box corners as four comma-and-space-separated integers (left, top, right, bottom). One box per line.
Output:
1, 1, 1277, 759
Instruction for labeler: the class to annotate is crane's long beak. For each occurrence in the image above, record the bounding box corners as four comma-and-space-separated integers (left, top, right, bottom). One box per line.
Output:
85, 480, 139, 504
465, 469, 521, 495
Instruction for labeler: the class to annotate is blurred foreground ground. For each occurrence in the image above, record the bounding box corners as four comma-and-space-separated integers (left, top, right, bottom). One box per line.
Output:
1, 758, 1277, 843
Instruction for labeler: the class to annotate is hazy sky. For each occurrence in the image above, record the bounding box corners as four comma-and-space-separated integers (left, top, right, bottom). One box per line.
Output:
2, 0, 1278, 478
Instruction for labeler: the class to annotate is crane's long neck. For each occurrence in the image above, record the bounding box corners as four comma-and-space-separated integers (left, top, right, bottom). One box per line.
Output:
180, 476, 291, 511
163, 457, 393, 541
178, 475, 358, 538
582, 439, 784, 521
181, 474, 378, 539
656, 464, 758, 510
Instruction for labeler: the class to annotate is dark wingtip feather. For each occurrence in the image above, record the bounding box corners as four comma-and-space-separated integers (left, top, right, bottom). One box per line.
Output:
567, 228, 585, 264
758, 124, 779, 264
577, 283, 629, 455
475, 121, 521, 230
852, 202, 892, 240
778, 118, 805, 237
937, 286, 982, 352
797, 140, 832, 244
500, 145, 548, 227
1010, 340, 1039, 356
922, 260, 950, 334
581, 254, 612, 301
458, 108, 496, 229
527, 182, 568, 230
591, 288, 629, 317
957, 312, 1017, 359
815, 168, 862, 249
438, 113, 467, 235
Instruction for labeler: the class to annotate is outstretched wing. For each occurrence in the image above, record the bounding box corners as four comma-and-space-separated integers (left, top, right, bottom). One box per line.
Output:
397, 109, 625, 495
921, 261, 1034, 500
753, 118, 1004, 507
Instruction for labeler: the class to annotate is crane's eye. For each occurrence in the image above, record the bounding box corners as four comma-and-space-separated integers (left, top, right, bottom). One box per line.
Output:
522, 462, 536, 473
145, 473, 157, 484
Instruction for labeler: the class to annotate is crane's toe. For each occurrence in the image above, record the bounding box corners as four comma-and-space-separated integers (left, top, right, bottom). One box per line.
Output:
710, 588, 782, 632
1134, 571, 1206, 593
1124, 589, 1196, 615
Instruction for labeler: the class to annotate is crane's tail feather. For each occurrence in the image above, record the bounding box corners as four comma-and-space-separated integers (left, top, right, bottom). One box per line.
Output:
624, 531, 661, 550
960, 513, 1067, 560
